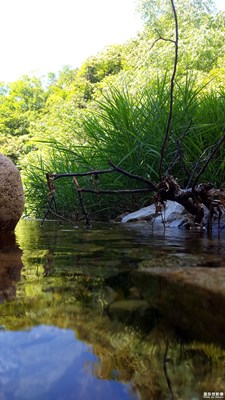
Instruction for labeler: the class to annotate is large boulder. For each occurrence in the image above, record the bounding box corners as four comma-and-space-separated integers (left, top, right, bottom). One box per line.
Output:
0, 153, 24, 231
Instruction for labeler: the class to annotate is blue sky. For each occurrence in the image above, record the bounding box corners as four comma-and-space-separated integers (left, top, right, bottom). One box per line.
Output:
0, 0, 224, 83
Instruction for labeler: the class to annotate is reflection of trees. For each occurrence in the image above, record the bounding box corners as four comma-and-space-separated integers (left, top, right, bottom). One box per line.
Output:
0, 232, 23, 302
12, 220, 225, 399
1, 252, 225, 400
81, 318, 225, 400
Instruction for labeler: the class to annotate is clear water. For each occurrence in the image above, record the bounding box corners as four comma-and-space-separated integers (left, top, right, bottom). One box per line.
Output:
0, 219, 225, 400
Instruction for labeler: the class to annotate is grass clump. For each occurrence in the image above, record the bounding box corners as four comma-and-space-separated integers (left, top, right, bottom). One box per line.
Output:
21, 74, 225, 220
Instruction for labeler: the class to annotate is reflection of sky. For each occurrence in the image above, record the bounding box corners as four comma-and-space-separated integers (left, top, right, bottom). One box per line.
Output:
0, 325, 138, 400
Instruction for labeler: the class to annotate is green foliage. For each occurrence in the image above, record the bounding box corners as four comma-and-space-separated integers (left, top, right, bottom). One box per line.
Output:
0, 75, 46, 162
136, 0, 225, 75
77, 45, 123, 83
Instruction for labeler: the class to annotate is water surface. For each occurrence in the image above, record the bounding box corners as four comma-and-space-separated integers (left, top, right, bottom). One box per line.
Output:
0, 220, 225, 400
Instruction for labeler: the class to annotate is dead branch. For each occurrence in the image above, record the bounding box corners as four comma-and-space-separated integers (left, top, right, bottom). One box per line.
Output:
42, 161, 157, 226
41, 173, 60, 226
41, 197, 55, 226
186, 147, 211, 189
159, 0, 179, 180
109, 160, 157, 191
47, 168, 115, 181
46, 161, 157, 191
166, 121, 192, 175
150, 29, 175, 52
191, 131, 225, 189
77, 188, 152, 195
73, 176, 91, 227
156, 176, 204, 223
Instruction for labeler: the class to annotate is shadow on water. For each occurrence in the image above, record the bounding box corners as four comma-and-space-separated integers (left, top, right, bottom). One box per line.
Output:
0, 220, 225, 399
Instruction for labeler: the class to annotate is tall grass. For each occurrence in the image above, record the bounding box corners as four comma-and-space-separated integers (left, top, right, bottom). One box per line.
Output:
21, 74, 225, 219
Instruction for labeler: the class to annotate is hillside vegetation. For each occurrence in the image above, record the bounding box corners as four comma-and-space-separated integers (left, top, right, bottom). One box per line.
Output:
0, 0, 225, 220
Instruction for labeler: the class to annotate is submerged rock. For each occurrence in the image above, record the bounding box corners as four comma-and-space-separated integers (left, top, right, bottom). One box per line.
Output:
0, 153, 24, 232
132, 267, 225, 345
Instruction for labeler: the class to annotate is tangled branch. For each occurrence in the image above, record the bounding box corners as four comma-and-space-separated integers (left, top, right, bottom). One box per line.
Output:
41, 161, 157, 226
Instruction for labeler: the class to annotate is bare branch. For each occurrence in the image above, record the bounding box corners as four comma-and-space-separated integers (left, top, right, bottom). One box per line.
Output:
41, 197, 55, 227
150, 29, 176, 51
73, 177, 91, 227
48, 168, 114, 181
77, 188, 152, 195
47, 162, 157, 191
109, 160, 157, 191
159, 0, 179, 180
42, 162, 158, 226
186, 146, 212, 188
166, 121, 192, 175
42, 208, 74, 225
192, 132, 225, 189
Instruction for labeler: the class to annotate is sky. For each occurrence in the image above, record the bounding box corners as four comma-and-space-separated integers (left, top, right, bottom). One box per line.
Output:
0, 0, 224, 83
215, 0, 225, 11
0, 0, 142, 83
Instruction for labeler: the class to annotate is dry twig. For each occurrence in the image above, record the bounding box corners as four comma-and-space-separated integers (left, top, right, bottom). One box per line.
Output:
159, 0, 179, 180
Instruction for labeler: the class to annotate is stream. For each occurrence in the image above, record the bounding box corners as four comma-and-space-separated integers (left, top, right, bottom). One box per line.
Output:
0, 219, 225, 400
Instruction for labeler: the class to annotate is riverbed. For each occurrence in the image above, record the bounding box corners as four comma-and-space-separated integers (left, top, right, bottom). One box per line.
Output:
0, 219, 225, 400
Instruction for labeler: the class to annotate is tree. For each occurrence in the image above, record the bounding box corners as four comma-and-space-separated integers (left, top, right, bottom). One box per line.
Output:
137, 0, 225, 72
0, 75, 46, 162
77, 45, 123, 83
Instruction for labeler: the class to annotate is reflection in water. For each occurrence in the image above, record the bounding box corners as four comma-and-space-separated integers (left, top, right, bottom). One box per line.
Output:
0, 231, 23, 303
0, 220, 224, 399
0, 325, 136, 400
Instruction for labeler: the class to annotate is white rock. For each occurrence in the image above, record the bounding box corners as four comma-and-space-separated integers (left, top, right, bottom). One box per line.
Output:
121, 200, 185, 224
